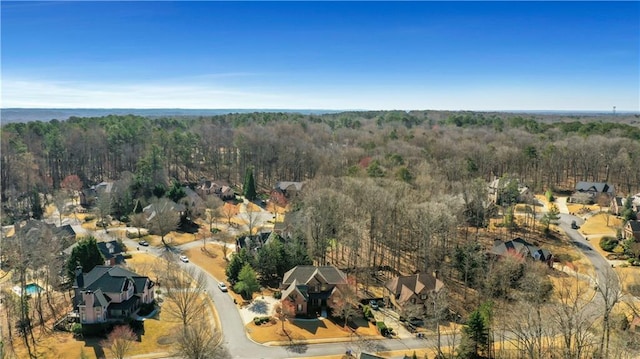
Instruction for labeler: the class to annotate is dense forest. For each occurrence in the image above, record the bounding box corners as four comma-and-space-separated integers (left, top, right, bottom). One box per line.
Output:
3, 110, 640, 358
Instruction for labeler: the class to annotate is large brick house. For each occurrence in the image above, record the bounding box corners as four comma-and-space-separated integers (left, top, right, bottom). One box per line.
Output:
280, 265, 347, 317
73, 266, 154, 324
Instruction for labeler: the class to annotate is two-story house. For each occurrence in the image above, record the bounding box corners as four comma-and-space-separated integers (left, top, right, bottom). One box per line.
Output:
385, 273, 444, 314
73, 266, 154, 324
280, 265, 347, 317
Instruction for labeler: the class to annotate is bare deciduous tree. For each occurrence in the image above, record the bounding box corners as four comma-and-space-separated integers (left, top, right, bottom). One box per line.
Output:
174, 320, 228, 359
100, 325, 137, 359
163, 261, 208, 327
147, 197, 180, 248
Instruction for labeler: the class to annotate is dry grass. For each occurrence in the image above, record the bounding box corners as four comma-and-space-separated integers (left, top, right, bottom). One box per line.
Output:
566, 203, 601, 215
184, 243, 229, 283
614, 266, 640, 293
248, 317, 379, 344
579, 213, 622, 237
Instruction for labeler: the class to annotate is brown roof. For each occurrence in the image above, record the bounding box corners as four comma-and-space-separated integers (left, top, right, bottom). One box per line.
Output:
385, 273, 444, 303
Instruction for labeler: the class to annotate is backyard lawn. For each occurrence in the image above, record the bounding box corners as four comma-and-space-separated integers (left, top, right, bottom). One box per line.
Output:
248, 316, 379, 344
579, 212, 622, 237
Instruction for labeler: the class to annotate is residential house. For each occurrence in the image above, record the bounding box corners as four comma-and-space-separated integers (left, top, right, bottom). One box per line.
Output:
181, 186, 205, 218
271, 181, 305, 206
196, 179, 235, 201
488, 177, 531, 204
143, 200, 186, 221
490, 238, 553, 267
97, 240, 125, 266
625, 220, 640, 242
611, 196, 625, 216
80, 181, 113, 207
280, 265, 347, 316
235, 231, 273, 253
73, 265, 154, 324
384, 273, 444, 312
570, 181, 615, 204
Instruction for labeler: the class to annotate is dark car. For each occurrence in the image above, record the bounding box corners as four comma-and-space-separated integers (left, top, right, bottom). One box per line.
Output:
369, 300, 379, 310
571, 220, 579, 230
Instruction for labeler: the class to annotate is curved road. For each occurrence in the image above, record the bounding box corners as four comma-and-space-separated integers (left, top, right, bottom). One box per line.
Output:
83, 197, 621, 359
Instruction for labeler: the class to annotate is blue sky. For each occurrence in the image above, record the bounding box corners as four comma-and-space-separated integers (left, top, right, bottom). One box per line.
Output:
2, 1, 639, 111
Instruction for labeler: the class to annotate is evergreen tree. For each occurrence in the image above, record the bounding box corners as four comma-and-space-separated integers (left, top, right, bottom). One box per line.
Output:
243, 167, 257, 201
459, 310, 488, 358
233, 264, 260, 299
167, 180, 186, 203
66, 237, 105, 280
541, 203, 561, 234
30, 190, 43, 220
225, 248, 253, 284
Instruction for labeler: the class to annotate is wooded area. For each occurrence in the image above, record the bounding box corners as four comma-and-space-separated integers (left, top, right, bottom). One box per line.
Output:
3, 110, 640, 358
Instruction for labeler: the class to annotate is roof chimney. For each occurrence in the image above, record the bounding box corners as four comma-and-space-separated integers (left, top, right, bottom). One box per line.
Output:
75, 265, 84, 289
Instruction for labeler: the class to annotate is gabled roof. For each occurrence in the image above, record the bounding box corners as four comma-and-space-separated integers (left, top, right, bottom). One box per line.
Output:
92, 289, 110, 308
385, 273, 444, 301
282, 266, 347, 287
275, 181, 304, 192
96, 240, 124, 263
491, 238, 552, 262
76, 266, 150, 294
281, 279, 309, 301
575, 181, 614, 194
627, 220, 640, 232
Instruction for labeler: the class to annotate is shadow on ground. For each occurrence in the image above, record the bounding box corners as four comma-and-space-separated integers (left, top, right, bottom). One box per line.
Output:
248, 299, 269, 315
291, 319, 327, 334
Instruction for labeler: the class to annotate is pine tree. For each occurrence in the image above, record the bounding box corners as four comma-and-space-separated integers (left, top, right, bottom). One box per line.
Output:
243, 167, 257, 201
66, 236, 105, 279
233, 264, 259, 299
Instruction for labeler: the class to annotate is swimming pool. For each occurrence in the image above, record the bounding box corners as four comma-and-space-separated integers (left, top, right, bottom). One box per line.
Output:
25, 283, 43, 295
11, 283, 44, 296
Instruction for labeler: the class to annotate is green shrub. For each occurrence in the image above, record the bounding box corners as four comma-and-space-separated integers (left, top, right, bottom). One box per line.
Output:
273, 291, 282, 299
362, 305, 373, 319
545, 189, 554, 202
376, 321, 390, 336
254, 317, 261, 325
71, 323, 82, 336
600, 236, 619, 252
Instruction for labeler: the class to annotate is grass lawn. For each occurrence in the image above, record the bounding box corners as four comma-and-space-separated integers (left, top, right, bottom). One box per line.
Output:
247, 317, 379, 344
566, 203, 601, 215
579, 213, 621, 237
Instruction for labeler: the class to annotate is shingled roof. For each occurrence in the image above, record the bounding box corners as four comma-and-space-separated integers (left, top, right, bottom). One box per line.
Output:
76, 266, 150, 295
282, 266, 347, 287
385, 273, 444, 304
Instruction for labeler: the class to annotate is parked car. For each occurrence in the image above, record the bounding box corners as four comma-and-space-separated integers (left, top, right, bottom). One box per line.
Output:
571, 220, 579, 230
369, 300, 379, 310
218, 282, 228, 292
138, 240, 149, 246
179, 255, 189, 263
408, 317, 424, 327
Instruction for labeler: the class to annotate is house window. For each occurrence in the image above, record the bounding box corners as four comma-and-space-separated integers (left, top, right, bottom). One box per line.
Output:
421, 294, 427, 300
297, 304, 303, 312
411, 298, 416, 304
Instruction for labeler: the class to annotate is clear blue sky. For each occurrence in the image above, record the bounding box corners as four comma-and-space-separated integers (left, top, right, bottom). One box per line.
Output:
2, 1, 639, 111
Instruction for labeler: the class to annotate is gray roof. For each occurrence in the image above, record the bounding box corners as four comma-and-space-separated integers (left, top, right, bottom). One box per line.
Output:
275, 181, 304, 192
628, 220, 640, 232
96, 240, 124, 262
77, 266, 150, 295
282, 266, 347, 287
491, 238, 552, 262
92, 289, 110, 308
575, 181, 614, 194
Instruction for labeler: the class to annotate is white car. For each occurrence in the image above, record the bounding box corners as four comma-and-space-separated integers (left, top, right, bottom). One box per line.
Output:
218, 282, 228, 292
179, 255, 189, 263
